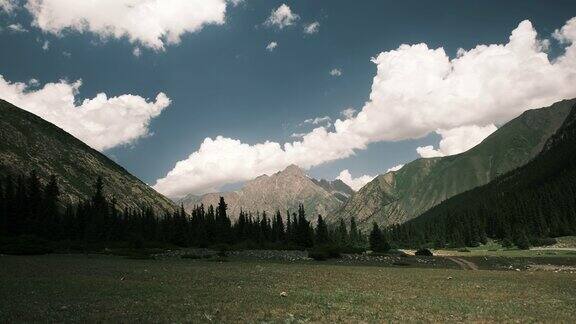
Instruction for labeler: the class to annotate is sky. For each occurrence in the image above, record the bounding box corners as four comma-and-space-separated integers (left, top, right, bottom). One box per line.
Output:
1, 0, 576, 197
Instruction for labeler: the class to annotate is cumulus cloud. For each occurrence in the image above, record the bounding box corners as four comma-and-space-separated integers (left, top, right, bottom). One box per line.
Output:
133, 47, 142, 57
264, 4, 299, 29
553, 17, 576, 44
329, 68, 342, 77
341, 108, 356, 119
303, 21, 319, 34
0, 75, 170, 151
266, 41, 277, 52
387, 164, 404, 173
416, 124, 497, 158
336, 169, 375, 191
154, 17, 576, 197
41, 40, 49, 50
24, 0, 228, 50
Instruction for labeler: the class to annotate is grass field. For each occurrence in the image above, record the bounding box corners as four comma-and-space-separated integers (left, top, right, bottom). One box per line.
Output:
1, 254, 575, 322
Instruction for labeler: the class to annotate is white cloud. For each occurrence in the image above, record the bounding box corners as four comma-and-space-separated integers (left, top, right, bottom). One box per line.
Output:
340, 108, 356, 119
154, 17, 576, 197
416, 124, 497, 158
228, 0, 244, 6
62, 51, 71, 57
387, 164, 404, 173
0, 0, 17, 13
304, 116, 331, 125
553, 17, 576, 44
266, 41, 277, 52
336, 169, 375, 191
7, 23, 27, 33
303, 21, 319, 34
24, 0, 228, 50
415, 146, 442, 158
264, 4, 299, 29
133, 47, 141, 57
290, 132, 306, 139
329, 68, 342, 77
41, 40, 49, 50
0, 75, 170, 151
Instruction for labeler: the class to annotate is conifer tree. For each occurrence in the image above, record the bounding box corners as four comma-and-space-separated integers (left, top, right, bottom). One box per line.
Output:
315, 215, 329, 245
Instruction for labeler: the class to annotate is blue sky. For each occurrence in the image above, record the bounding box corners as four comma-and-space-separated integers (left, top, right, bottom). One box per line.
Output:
1, 0, 576, 196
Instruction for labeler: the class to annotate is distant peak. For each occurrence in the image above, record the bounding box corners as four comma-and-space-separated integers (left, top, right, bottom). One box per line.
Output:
281, 164, 306, 176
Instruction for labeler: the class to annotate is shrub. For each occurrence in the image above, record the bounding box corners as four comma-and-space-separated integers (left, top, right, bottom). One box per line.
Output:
308, 245, 342, 261
339, 245, 367, 254
530, 237, 557, 247
415, 248, 433, 256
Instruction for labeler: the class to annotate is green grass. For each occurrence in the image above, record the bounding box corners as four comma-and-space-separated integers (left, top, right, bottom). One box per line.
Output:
1, 254, 575, 322
433, 239, 576, 258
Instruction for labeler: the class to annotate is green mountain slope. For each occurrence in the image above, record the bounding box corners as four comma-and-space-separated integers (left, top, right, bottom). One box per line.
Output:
0, 99, 176, 213
332, 98, 575, 228
394, 101, 576, 247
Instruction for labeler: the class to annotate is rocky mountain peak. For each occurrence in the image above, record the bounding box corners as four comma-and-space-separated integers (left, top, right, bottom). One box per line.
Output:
279, 164, 306, 177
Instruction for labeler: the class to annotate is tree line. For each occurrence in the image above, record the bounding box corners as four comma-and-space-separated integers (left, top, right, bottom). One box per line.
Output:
0, 172, 370, 251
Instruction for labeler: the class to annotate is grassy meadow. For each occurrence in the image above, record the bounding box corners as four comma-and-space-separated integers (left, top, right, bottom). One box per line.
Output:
1, 253, 576, 322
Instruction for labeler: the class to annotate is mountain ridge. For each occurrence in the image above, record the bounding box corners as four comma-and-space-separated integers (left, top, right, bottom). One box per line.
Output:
331, 98, 576, 228
178, 164, 353, 219
0, 99, 177, 214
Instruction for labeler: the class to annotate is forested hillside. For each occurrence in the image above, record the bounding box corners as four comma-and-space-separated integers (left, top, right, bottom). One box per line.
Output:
333, 99, 575, 229
0, 100, 176, 214
388, 103, 576, 248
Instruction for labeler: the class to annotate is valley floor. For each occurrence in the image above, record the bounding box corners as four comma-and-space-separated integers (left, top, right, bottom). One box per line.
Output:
1, 254, 575, 322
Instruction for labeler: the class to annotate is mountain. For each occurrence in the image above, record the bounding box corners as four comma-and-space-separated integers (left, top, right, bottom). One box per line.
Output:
178, 164, 353, 220
0, 99, 176, 214
332, 98, 575, 228
396, 101, 576, 247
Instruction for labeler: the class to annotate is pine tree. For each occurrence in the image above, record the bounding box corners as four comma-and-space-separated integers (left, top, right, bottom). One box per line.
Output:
315, 215, 329, 245
369, 222, 390, 252
337, 218, 348, 247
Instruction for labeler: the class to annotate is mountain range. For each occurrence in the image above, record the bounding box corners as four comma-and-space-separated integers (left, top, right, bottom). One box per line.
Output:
0, 99, 176, 214
177, 164, 353, 220
2, 97, 574, 230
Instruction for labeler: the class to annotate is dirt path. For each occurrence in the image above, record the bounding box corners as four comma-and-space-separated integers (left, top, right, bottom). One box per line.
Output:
446, 257, 479, 270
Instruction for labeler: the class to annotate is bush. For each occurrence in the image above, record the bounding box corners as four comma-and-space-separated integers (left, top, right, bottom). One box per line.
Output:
339, 245, 367, 254
415, 248, 433, 256
0, 235, 53, 255
308, 245, 342, 261
530, 237, 557, 247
